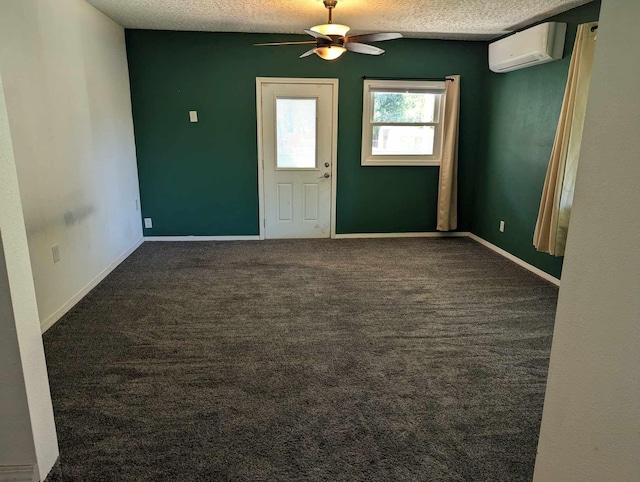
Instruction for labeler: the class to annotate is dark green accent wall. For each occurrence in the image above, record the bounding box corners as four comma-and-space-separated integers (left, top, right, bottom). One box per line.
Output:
126, 31, 487, 236
472, 1, 601, 279
127, 1, 600, 279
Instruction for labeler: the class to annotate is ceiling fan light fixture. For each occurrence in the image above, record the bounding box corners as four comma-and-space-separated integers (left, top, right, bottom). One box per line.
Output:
310, 23, 350, 37
314, 46, 346, 60
254, 0, 402, 60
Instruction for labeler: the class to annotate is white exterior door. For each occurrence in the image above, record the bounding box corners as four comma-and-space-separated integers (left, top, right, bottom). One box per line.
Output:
259, 80, 336, 239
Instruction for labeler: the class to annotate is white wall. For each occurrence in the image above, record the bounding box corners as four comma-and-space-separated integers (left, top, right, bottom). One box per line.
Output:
534, 0, 640, 479
0, 0, 142, 331
0, 73, 58, 481
0, 237, 38, 478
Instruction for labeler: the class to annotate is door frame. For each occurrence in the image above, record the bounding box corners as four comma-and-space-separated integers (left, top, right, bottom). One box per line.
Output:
256, 77, 339, 240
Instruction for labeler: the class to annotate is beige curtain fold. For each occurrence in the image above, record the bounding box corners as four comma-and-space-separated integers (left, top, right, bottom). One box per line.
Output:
437, 75, 460, 231
534, 23, 598, 255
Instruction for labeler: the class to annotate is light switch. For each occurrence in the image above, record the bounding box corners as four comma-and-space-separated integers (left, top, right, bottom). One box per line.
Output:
52, 244, 60, 263
189, 111, 198, 123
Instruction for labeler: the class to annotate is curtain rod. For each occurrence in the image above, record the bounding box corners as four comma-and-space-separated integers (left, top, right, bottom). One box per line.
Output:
362, 76, 455, 82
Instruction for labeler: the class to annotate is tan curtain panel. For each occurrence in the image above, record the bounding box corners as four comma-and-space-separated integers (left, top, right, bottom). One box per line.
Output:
437, 75, 460, 231
533, 23, 598, 255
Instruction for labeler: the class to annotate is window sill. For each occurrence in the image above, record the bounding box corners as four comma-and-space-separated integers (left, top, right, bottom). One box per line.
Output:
361, 158, 441, 167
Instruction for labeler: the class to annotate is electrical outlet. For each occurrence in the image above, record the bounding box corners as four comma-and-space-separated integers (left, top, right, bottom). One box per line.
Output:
189, 111, 198, 123
144, 218, 153, 229
499, 220, 505, 233
52, 244, 60, 263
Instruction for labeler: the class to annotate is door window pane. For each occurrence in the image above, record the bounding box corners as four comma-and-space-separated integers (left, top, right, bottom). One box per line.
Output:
372, 92, 437, 123
372, 125, 435, 156
276, 98, 317, 169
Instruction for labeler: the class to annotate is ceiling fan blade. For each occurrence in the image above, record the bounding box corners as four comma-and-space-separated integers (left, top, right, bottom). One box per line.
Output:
345, 32, 403, 43
304, 29, 333, 41
299, 49, 317, 58
345, 43, 385, 55
254, 41, 317, 46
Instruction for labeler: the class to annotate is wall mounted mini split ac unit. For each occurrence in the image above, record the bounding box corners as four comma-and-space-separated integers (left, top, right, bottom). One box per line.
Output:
489, 22, 567, 73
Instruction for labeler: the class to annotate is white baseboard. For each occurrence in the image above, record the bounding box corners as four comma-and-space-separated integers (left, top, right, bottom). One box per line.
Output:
334, 232, 470, 239
37, 232, 557, 333
0, 465, 37, 482
144, 235, 260, 241
40, 237, 144, 333
467, 233, 560, 286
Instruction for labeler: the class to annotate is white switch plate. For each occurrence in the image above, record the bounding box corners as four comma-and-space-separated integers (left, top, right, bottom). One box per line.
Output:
52, 244, 60, 263
144, 218, 153, 229
499, 220, 505, 232
189, 111, 198, 123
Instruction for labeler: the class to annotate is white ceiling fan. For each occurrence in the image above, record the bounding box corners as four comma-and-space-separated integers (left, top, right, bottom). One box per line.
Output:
254, 0, 403, 61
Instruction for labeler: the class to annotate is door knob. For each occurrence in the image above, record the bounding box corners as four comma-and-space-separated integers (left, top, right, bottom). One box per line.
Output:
325, 162, 330, 167
323, 172, 330, 178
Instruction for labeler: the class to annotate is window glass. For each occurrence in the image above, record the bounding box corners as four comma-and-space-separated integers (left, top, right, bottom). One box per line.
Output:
372, 125, 435, 156
372, 92, 437, 123
276, 98, 317, 169
361, 80, 445, 166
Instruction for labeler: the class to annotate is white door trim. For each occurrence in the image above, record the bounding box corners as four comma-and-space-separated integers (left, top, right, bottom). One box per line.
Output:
256, 77, 339, 240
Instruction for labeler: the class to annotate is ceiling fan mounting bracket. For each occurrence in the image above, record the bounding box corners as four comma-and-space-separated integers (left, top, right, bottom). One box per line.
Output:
322, 0, 338, 23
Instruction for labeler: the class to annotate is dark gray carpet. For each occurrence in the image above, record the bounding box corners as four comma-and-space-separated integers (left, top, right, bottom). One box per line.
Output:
44, 458, 62, 482
43, 238, 558, 481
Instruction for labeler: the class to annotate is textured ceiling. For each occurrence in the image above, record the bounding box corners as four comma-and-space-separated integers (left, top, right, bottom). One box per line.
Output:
85, 0, 593, 40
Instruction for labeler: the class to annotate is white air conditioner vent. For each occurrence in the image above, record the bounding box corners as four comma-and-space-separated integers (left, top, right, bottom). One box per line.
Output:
489, 22, 567, 73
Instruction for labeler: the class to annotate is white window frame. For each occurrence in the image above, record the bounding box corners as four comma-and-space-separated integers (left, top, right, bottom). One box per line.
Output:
361, 79, 446, 167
